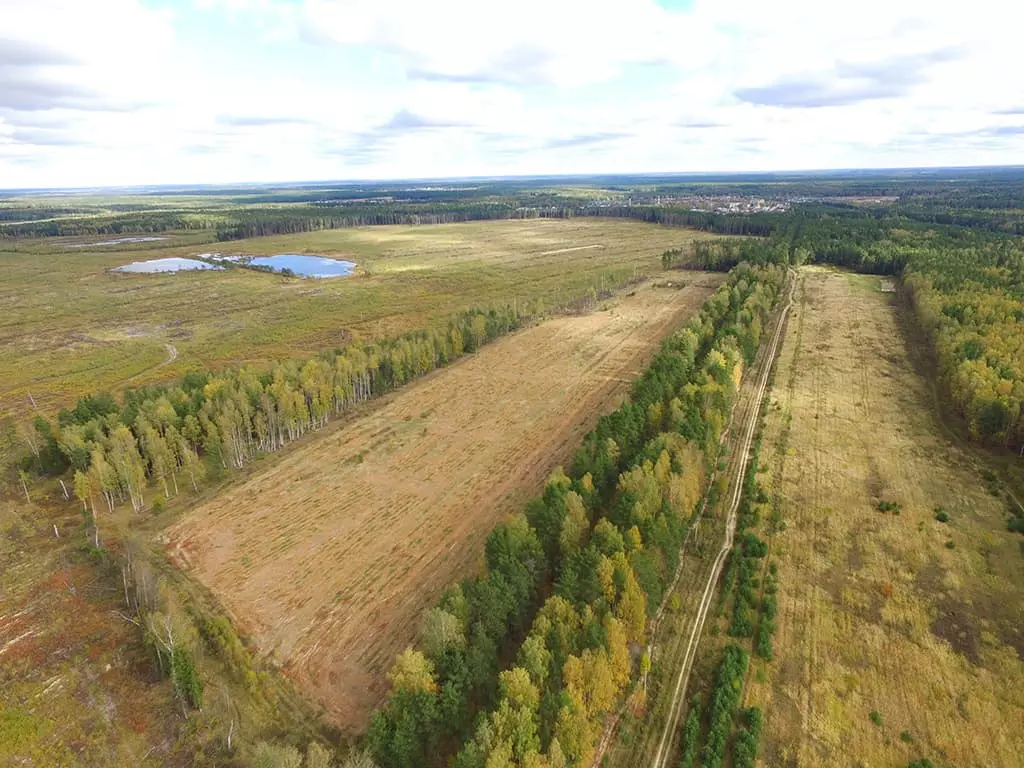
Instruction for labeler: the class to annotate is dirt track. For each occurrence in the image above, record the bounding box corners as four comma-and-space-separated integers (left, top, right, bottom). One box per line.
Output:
166, 275, 723, 732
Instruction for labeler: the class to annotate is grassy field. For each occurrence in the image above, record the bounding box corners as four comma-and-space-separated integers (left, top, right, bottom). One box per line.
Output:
164, 275, 723, 733
745, 268, 1024, 766
0, 219, 714, 416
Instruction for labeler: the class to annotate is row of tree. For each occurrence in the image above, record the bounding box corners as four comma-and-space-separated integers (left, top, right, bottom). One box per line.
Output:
901, 237, 1024, 449
24, 306, 533, 533
367, 262, 787, 768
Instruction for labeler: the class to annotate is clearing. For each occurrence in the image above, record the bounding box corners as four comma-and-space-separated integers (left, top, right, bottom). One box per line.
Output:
165, 275, 723, 733
745, 268, 1024, 766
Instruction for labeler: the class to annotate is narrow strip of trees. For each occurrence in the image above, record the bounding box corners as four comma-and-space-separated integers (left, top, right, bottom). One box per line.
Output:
368, 262, 787, 768
21, 306, 533, 518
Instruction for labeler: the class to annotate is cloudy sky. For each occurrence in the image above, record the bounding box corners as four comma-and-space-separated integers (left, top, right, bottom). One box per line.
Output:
0, 0, 1021, 188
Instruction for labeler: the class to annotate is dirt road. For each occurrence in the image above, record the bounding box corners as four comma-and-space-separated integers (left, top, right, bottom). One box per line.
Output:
648, 273, 795, 768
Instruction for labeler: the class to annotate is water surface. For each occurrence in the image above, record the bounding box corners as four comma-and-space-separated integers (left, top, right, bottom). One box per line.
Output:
203, 253, 356, 278
114, 257, 223, 273
249, 254, 356, 277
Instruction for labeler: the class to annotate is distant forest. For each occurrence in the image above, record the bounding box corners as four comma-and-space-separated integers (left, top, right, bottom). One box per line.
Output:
5, 167, 1024, 240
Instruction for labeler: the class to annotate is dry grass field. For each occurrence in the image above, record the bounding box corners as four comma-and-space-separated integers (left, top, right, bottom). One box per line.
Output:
165, 275, 723, 733
745, 268, 1024, 766
0, 219, 714, 416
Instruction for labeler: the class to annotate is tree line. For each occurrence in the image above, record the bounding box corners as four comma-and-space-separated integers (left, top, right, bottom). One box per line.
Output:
22, 305, 534, 541
656, 206, 1024, 456
367, 262, 787, 768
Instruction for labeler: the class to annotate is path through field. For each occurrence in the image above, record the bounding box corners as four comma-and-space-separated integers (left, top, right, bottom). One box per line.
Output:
648, 272, 794, 768
160, 343, 177, 367
596, 272, 794, 768
166, 276, 723, 732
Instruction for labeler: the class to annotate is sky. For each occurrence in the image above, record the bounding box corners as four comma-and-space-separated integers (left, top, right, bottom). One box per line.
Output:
0, 0, 1022, 188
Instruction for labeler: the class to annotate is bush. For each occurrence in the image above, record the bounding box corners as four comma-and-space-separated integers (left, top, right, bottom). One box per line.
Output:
869, 710, 883, 727
877, 500, 902, 515
252, 742, 303, 768
171, 645, 203, 709
701, 645, 749, 768
732, 707, 763, 768
900, 730, 914, 743
934, 509, 949, 523
945, 540, 956, 549
677, 698, 702, 768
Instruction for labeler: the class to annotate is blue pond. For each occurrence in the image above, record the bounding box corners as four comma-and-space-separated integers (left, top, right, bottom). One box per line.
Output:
248, 254, 356, 278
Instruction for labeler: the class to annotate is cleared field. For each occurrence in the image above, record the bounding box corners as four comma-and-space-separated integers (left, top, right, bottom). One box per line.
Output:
0, 218, 716, 415
165, 275, 723, 732
746, 268, 1024, 766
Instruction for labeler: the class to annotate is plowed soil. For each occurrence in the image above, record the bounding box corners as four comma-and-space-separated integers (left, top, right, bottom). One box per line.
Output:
166, 275, 723, 732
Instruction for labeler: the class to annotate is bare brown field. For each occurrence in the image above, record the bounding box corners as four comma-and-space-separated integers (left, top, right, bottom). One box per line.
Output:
746, 268, 1024, 766
165, 275, 723, 733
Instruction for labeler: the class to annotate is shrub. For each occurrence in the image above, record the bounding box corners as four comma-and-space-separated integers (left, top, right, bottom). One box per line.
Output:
869, 710, 883, 726
677, 698, 703, 768
934, 509, 949, 523
900, 730, 914, 742
171, 645, 203, 709
877, 500, 902, 515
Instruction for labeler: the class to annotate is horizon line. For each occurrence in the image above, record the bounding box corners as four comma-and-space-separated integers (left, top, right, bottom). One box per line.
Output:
4, 163, 1024, 194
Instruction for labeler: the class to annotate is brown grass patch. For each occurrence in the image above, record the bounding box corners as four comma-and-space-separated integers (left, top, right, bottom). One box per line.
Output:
166, 276, 724, 732
744, 267, 1024, 766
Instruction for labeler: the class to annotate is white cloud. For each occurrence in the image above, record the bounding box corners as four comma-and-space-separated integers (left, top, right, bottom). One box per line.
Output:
1, 0, 1022, 186
299, 0, 693, 87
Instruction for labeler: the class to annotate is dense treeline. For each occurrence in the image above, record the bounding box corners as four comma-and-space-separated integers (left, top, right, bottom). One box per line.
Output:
654, 206, 1024, 454
213, 204, 576, 240
367, 262, 787, 768
0, 211, 225, 238
586, 205, 777, 236
23, 306, 530, 529
902, 236, 1024, 449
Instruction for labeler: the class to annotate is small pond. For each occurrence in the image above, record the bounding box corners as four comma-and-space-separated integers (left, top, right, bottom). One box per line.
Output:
204, 253, 356, 278
114, 257, 223, 273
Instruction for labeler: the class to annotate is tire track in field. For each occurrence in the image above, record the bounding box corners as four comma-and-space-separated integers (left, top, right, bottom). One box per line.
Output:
648, 272, 795, 768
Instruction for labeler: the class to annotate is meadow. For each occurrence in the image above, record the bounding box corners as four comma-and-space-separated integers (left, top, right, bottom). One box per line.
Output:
745, 268, 1024, 766
0, 219, 713, 416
